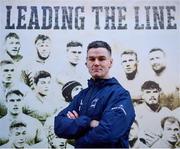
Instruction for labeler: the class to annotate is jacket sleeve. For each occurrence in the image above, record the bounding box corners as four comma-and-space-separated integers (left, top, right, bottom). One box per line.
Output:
54, 94, 91, 139
75, 91, 135, 147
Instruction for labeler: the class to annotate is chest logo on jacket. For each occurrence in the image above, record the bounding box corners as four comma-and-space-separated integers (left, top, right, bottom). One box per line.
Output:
90, 98, 99, 108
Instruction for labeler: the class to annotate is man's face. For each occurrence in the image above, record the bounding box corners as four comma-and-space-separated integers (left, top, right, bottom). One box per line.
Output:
71, 85, 83, 99
129, 122, 138, 141
36, 39, 51, 60
163, 120, 179, 144
6, 93, 23, 115
10, 126, 27, 148
67, 46, 83, 65
86, 48, 112, 79
149, 51, 166, 72
5, 37, 21, 57
142, 88, 160, 105
1, 63, 15, 84
35, 77, 51, 96
121, 54, 138, 74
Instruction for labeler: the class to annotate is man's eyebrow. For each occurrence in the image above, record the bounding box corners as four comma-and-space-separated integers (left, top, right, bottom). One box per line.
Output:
88, 55, 106, 58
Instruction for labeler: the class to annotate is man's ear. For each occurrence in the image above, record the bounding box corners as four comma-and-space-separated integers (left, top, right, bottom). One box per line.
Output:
85, 62, 87, 66
109, 58, 113, 68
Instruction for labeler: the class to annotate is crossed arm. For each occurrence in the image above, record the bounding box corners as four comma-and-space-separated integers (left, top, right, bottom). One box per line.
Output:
67, 110, 99, 128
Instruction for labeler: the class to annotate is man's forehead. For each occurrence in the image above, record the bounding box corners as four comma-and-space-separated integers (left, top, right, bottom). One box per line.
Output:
8, 93, 22, 98
36, 39, 50, 45
143, 88, 159, 91
87, 48, 110, 56
1, 63, 15, 69
38, 76, 51, 81
121, 54, 136, 59
149, 51, 164, 57
68, 46, 82, 51
165, 121, 179, 128
6, 37, 19, 41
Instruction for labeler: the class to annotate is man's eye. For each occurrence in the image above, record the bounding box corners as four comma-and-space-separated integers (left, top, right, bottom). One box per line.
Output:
98, 58, 106, 61
88, 58, 95, 61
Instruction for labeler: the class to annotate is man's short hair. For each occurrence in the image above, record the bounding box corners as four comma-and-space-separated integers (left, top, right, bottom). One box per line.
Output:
34, 70, 51, 84
5, 32, 19, 41
6, 89, 24, 99
141, 80, 161, 91
34, 34, 50, 44
87, 41, 112, 56
67, 41, 82, 49
149, 48, 166, 56
0, 59, 14, 67
161, 116, 180, 129
9, 120, 27, 131
121, 50, 138, 61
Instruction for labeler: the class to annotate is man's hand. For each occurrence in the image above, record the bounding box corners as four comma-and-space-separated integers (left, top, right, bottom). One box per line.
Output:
67, 110, 79, 119
90, 120, 99, 128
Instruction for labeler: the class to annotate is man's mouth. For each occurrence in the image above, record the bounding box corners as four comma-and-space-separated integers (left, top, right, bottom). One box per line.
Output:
149, 97, 157, 102
126, 68, 132, 71
12, 49, 18, 52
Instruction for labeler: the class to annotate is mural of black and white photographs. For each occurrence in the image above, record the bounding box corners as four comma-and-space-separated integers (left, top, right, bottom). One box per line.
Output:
0, 0, 179, 148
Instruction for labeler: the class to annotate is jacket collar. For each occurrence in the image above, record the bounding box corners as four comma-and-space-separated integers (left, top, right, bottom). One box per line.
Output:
88, 77, 118, 88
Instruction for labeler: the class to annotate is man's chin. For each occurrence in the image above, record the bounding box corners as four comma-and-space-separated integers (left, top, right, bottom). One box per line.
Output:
92, 75, 101, 79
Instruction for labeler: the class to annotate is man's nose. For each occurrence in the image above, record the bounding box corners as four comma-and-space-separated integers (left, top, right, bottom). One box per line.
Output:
94, 59, 100, 65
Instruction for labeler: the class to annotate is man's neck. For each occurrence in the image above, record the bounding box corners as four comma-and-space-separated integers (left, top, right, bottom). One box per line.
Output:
8, 112, 22, 121
66, 62, 77, 72
70, 62, 77, 67
6, 51, 21, 62
12, 143, 24, 149
154, 66, 166, 76
126, 69, 137, 80
2, 81, 12, 88
36, 58, 46, 64
36, 93, 47, 103
146, 103, 161, 112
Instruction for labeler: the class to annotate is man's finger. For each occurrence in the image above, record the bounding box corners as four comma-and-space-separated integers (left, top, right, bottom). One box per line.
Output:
72, 110, 79, 118
67, 111, 76, 119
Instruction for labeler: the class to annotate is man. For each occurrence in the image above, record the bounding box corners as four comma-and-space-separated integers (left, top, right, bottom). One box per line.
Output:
0, 120, 30, 148
1, 32, 23, 63
0, 59, 29, 118
23, 70, 59, 125
119, 50, 144, 104
34, 34, 52, 64
135, 80, 171, 147
148, 48, 179, 110
56, 41, 88, 89
21, 34, 55, 90
0, 89, 47, 147
152, 116, 180, 148
54, 40, 135, 148
121, 50, 139, 80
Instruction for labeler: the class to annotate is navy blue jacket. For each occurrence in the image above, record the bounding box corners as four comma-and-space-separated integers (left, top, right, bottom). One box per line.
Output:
54, 77, 135, 148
